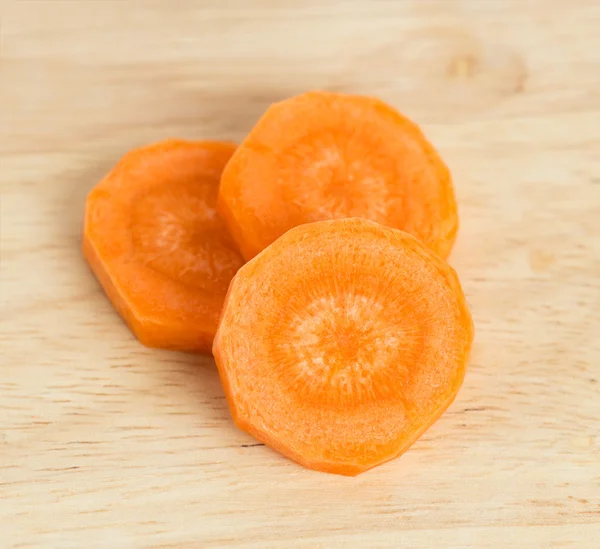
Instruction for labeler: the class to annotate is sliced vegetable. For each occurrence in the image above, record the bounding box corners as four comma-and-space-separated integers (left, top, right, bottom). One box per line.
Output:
219, 90, 458, 260
213, 218, 474, 475
83, 139, 243, 353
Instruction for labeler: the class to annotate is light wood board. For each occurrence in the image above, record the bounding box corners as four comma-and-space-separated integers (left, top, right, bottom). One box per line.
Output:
1, 1, 599, 547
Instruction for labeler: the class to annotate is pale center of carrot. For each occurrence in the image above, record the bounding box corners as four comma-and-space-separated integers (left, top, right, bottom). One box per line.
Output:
283, 140, 394, 223
131, 182, 243, 292
280, 293, 408, 405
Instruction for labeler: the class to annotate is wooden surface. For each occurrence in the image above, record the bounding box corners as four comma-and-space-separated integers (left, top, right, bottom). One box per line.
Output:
2, 1, 599, 547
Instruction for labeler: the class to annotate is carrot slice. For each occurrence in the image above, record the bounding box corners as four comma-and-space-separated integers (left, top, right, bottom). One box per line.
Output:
218, 90, 458, 261
83, 139, 244, 354
213, 218, 474, 476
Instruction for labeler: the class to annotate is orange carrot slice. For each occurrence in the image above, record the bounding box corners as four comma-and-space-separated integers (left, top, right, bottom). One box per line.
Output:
213, 218, 474, 476
218, 90, 458, 261
83, 139, 244, 354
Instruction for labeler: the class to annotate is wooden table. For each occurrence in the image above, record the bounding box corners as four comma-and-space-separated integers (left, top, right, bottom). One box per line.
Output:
2, 1, 599, 547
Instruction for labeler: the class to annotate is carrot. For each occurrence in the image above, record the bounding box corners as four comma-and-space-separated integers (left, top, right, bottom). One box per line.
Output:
213, 218, 474, 476
218, 90, 458, 261
83, 139, 244, 354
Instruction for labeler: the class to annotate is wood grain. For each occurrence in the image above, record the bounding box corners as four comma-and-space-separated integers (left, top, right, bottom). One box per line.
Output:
1, 0, 599, 547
